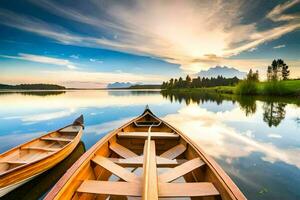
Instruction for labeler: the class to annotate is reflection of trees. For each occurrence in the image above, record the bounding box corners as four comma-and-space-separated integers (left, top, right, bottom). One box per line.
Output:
108, 90, 160, 96
295, 118, 300, 127
237, 96, 257, 116
161, 90, 224, 106
0, 91, 66, 96
161, 90, 292, 125
263, 102, 287, 127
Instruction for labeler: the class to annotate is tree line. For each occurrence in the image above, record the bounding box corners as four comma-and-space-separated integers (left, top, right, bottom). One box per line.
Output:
161, 75, 239, 89
0, 84, 66, 90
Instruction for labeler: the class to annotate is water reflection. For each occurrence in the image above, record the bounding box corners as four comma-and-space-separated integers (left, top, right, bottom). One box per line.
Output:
0, 91, 65, 96
0, 90, 299, 200
161, 90, 297, 127
263, 102, 287, 127
237, 96, 256, 116
163, 104, 300, 199
2, 141, 86, 200
108, 89, 160, 96
161, 90, 225, 105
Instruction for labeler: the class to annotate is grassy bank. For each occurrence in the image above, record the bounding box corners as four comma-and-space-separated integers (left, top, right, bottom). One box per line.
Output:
163, 80, 300, 97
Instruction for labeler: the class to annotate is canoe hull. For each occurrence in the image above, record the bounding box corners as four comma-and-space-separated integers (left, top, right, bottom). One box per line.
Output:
0, 131, 82, 197
0, 116, 84, 197
0, 171, 43, 197
45, 109, 246, 200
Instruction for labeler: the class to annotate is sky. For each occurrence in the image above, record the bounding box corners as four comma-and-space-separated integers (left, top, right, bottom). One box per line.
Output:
0, 0, 299, 88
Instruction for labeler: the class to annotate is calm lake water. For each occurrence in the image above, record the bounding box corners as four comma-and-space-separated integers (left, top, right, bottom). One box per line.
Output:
0, 90, 299, 200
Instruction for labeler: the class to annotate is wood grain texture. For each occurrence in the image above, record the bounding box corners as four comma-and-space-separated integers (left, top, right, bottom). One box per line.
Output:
92, 156, 140, 183
158, 182, 220, 197
118, 132, 179, 139
108, 156, 186, 167
142, 140, 158, 200
159, 157, 205, 183
160, 143, 186, 159
77, 181, 141, 196
41, 137, 73, 142
109, 142, 138, 158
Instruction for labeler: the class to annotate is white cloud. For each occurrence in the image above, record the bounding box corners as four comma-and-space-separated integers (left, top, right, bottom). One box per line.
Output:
89, 58, 103, 63
268, 134, 282, 139
163, 105, 300, 168
273, 44, 286, 49
70, 54, 79, 59
0, 53, 77, 69
248, 47, 257, 52
3, 108, 76, 123
84, 118, 132, 135
1, 0, 300, 72
267, 0, 300, 22
39, 70, 167, 87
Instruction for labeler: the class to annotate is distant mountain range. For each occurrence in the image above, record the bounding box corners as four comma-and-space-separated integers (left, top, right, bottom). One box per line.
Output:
197, 66, 247, 79
107, 82, 134, 88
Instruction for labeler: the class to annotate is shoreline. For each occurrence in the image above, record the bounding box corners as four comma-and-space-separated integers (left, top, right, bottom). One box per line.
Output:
162, 79, 300, 97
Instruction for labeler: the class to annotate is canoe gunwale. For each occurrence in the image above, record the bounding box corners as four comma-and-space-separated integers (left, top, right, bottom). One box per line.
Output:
44, 110, 246, 200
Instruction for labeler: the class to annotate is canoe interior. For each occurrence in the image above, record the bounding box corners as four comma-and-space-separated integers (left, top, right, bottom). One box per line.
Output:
48, 109, 245, 200
0, 126, 81, 175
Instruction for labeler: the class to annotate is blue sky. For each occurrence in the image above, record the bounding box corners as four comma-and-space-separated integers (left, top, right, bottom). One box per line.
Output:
0, 0, 299, 87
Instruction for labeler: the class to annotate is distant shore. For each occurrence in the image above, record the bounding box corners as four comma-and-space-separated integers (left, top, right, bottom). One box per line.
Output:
0, 83, 162, 91
162, 80, 300, 97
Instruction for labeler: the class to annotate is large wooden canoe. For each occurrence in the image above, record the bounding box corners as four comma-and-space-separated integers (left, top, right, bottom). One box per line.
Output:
0, 115, 84, 197
45, 107, 246, 200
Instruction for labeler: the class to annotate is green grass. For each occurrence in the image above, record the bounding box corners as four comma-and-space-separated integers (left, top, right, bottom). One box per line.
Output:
163, 80, 300, 97
235, 80, 258, 95
254, 80, 300, 96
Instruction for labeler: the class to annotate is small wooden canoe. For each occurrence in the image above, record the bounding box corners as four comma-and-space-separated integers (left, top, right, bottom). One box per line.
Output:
45, 107, 246, 200
0, 115, 84, 197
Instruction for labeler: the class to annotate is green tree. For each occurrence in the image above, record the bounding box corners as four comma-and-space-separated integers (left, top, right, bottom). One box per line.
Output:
246, 69, 259, 82
169, 78, 174, 88
178, 77, 183, 88
185, 75, 192, 88
268, 59, 289, 81
282, 65, 290, 80
161, 81, 167, 89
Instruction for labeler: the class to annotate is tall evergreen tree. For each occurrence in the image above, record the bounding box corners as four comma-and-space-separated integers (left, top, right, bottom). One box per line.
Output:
185, 75, 191, 87
178, 77, 183, 88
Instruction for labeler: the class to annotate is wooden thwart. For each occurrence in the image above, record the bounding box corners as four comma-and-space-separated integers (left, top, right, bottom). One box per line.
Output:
109, 142, 138, 158
59, 126, 81, 133
117, 132, 179, 139
77, 181, 219, 197
92, 156, 140, 183
159, 157, 205, 183
160, 143, 186, 159
41, 137, 72, 142
77, 181, 141, 196
0, 160, 28, 165
108, 157, 186, 167
159, 182, 220, 197
21, 146, 60, 152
